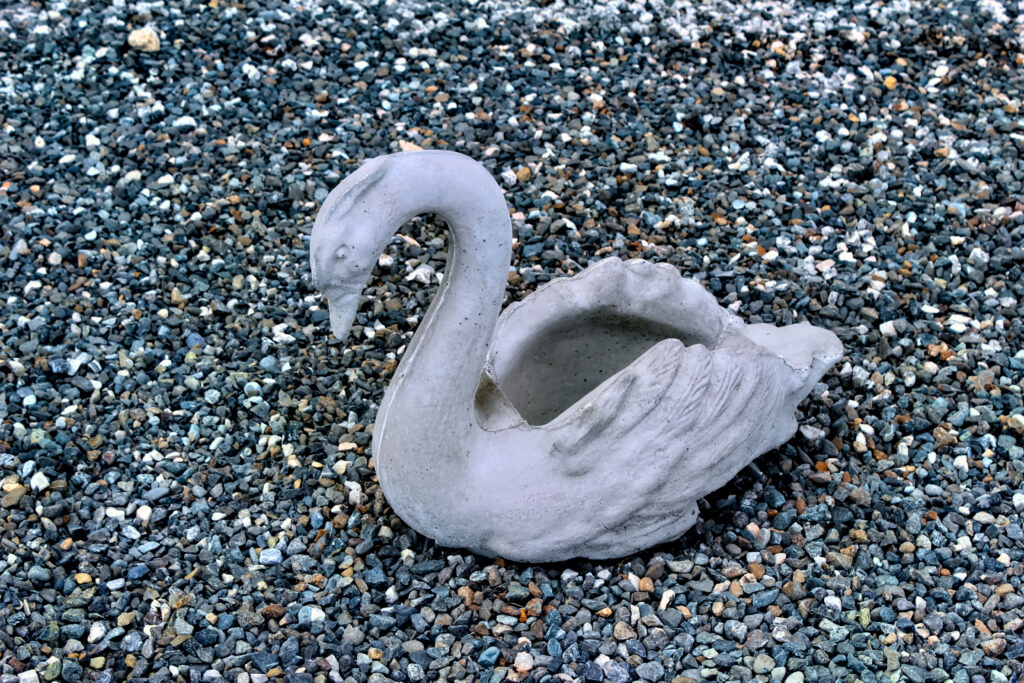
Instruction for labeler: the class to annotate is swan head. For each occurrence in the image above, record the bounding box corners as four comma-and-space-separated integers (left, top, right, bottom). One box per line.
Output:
310, 157, 404, 339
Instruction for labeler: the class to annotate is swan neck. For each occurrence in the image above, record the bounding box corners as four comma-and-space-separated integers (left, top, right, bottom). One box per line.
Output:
384, 155, 512, 430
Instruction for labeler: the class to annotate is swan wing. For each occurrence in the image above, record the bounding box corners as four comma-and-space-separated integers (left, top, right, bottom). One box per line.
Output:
541, 338, 799, 501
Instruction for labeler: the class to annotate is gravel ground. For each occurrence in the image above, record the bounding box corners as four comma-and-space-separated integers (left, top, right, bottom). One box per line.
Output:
2, 0, 1024, 681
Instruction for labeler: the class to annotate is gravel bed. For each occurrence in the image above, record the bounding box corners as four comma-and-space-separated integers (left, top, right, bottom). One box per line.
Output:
1, 0, 1023, 681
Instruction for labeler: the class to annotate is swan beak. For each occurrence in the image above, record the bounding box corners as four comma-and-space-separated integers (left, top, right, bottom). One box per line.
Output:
326, 290, 361, 340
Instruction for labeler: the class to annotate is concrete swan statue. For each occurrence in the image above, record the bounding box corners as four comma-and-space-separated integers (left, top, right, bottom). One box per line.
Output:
311, 151, 843, 562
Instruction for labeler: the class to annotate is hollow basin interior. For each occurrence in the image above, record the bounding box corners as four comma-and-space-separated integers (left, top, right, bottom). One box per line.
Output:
493, 310, 702, 426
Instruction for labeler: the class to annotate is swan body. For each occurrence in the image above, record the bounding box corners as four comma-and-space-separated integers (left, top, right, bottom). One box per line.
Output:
311, 151, 843, 562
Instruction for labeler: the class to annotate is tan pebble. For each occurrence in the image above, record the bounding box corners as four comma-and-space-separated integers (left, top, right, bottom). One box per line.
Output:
637, 577, 654, 592
1, 485, 28, 508
127, 26, 160, 51
74, 573, 92, 584
117, 612, 135, 627
613, 621, 637, 640
515, 167, 532, 183
781, 581, 806, 600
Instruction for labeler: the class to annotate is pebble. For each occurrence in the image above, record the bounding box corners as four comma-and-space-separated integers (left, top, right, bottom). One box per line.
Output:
613, 621, 637, 640
635, 662, 664, 681
478, 646, 500, 668
513, 651, 533, 674
258, 548, 283, 565
88, 623, 106, 643
298, 605, 325, 626
29, 471, 50, 492
752, 654, 775, 674
127, 26, 160, 51
27, 565, 51, 584
2, 484, 28, 507
126, 564, 149, 580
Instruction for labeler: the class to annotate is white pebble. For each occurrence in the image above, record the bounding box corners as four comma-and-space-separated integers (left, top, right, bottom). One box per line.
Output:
30, 471, 50, 492
88, 622, 107, 643
405, 264, 436, 284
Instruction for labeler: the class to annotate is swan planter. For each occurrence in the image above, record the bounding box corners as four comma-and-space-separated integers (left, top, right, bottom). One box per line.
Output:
310, 151, 842, 562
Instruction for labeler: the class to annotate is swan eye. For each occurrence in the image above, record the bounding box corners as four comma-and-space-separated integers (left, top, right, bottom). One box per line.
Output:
334, 246, 348, 261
